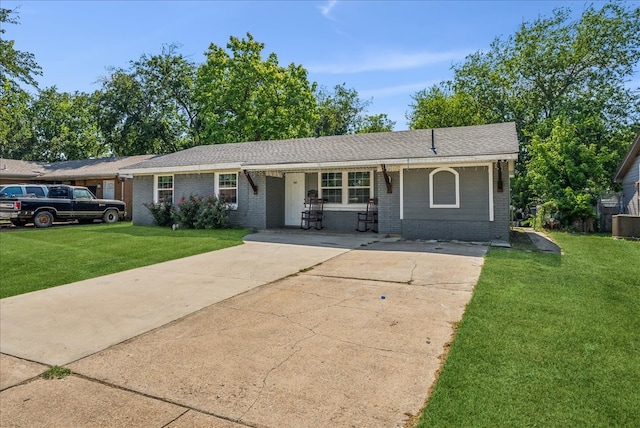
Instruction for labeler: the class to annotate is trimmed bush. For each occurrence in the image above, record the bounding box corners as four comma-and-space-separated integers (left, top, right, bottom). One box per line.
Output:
144, 201, 174, 227
173, 194, 229, 229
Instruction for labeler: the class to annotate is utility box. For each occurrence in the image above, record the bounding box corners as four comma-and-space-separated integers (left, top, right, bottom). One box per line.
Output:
612, 215, 640, 239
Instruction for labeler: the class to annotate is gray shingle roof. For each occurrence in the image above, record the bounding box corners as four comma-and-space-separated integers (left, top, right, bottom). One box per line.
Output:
0, 155, 156, 181
0, 159, 46, 179
42, 155, 156, 179
123, 122, 518, 173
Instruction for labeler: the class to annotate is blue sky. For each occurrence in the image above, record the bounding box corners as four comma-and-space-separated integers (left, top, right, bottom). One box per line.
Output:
2, 1, 619, 130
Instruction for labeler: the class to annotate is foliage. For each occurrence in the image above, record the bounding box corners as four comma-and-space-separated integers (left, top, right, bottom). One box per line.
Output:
1, 16, 388, 158
172, 194, 229, 229
0, 8, 42, 90
0, 223, 250, 298
195, 33, 318, 143
419, 233, 640, 427
315, 83, 371, 136
527, 117, 612, 225
356, 113, 396, 133
407, 2, 640, 219
96, 44, 198, 156
144, 201, 174, 227
27, 88, 105, 161
42, 366, 71, 380
0, 81, 32, 159
407, 83, 488, 129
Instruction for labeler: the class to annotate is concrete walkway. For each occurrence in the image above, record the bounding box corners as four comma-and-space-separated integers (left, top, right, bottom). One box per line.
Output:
1, 232, 487, 427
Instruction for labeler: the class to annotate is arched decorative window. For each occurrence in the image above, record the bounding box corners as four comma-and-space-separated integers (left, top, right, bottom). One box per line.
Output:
429, 167, 459, 208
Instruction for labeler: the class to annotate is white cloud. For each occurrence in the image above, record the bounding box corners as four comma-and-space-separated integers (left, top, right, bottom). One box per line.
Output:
319, 0, 338, 19
308, 49, 468, 74
359, 80, 441, 99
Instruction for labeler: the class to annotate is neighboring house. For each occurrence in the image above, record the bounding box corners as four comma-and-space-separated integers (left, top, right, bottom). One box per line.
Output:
614, 132, 640, 216
121, 122, 519, 242
0, 155, 155, 219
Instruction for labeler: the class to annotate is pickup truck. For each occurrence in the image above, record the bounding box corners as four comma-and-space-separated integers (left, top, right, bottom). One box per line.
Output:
0, 185, 126, 228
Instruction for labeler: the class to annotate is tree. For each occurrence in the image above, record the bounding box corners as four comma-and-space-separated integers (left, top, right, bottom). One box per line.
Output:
356, 114, 396, 133
96, 45, 198, 155
407, 83, 488, 129
0, 8, 41, 159
0, 80, 33, 159
408, 1, 640, 222
0, 8, 41, 90
195, 33, 318, 144
315, 83, 371, 136
27, 87, 105, 161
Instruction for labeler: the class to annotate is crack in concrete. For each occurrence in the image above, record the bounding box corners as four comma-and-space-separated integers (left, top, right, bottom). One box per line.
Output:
302, 273, 413, 285
238, 332, 312, 422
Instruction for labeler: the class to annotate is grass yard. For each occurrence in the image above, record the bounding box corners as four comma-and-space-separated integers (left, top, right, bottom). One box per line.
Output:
0, 223, 251, 298
417, 232, 640, 427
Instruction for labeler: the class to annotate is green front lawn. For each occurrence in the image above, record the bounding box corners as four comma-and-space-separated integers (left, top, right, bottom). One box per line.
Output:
0, 223, 251, 298
418, 233, 640, 427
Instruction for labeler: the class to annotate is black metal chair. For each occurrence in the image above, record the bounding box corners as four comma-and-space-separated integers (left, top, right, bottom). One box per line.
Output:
356, 198, 378, 232
301, 197, 324, 230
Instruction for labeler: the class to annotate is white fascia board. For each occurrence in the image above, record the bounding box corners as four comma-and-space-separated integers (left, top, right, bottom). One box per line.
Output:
243, 153, 518, 172
119, 163, 242, 176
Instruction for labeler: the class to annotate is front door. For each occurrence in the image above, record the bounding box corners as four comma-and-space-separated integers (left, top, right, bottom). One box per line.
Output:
285, 173, 305, 226
103, 180, 115, 199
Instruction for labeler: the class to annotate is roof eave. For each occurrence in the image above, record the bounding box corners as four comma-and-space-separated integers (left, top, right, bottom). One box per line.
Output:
244, 153, 519, 171
120, 162, 244, 176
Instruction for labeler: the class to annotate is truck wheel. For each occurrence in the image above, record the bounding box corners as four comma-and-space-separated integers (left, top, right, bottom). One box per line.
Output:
102, 209, 119, 224
34, 211, 54, 228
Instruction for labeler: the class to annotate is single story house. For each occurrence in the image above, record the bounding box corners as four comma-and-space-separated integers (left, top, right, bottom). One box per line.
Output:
121, 122, 519, 242
0, 156, 154, 218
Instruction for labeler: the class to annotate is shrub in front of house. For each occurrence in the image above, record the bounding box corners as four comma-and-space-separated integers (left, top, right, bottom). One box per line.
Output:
144, 201, 174, 227
173, 194, 229, 229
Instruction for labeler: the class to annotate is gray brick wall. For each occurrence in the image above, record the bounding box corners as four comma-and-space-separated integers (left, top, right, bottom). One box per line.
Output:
229, 171, 266, 230
489, 162, 511, 241
400, 165, 509, 242
132, 176, 154, 226
174, 173, 215, 202
377, 171, 401, 235
402, 219, 493, 241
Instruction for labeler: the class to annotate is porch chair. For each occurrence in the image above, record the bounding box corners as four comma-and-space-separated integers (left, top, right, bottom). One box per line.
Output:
301, 197, 324, 230
356, 198, 378, 232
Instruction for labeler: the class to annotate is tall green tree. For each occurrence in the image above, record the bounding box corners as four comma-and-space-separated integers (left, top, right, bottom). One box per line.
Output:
195, 33, 318, 144
0, 80, 33, 159
407, 83, 487, 129
27, 88, 105, 161
0, 8, 41, 90
408, 1, 640, 222
96, 45, 198, 155
0, 8, 41, 159
315, 83, 371, 136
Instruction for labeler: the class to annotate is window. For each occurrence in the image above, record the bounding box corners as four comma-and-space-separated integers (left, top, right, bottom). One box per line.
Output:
429, 167, 459, 208
26, 186, 46, 197
321, 172, 343, 203
320, 171, 373, 206
1, 186, 21, 197
155, 175, 173, 203
348, 171, 371, 203
73, 188, 94, 199
216, 173, 237, 206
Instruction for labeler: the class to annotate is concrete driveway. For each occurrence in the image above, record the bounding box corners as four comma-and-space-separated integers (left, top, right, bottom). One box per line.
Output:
0, 232, 486, 427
